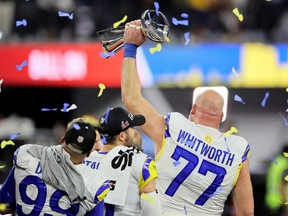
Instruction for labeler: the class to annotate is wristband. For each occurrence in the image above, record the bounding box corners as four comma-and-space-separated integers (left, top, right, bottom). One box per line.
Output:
124, 43, 138, 58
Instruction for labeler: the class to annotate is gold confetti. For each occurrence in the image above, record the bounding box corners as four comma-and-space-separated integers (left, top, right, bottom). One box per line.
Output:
0, 164, 5, 169
1, 140, 15, 149
232, 8, 244, 22
113, 15, 128, 28
285, 175, 288, 182
224, 127, 238, 137
98, 83, 106, 97
149, 43, 162, 54
141, 193, 155, 204
164, 35, 170, 43
204, 135, 212, 144
0, 203, 7, 211
283, 152, 288, 157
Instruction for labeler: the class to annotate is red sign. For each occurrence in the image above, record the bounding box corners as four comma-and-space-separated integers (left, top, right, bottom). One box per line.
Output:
0, 42, 123, 87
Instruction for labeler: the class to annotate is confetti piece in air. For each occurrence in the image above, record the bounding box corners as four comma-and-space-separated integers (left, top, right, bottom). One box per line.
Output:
0, 203, 7, 211
58, 11, 73, 20
141, 193, 155, 203
10, 133, 21, 140
210, 187, 224, 198
98, 83, 106, 97
231, 67, 240, 81
232, 8, 244, 22
41, 108, 57, 111
0, 79, 3, 92
234, 94, 246, 104
1, 140, 15, 149
286, 99, 288, 112
100, 51, 115, 59
16, 60, 28, 71
173, 161, 181, 166
149, 43, 162, 54
16, 19, 27, 27
271, 157, 278, 165
184, 32, 190, 46
0, 31, 2, 40
285, 175, 288, 182
181, 13, 189, 19
283, 152, 288, 157
0, 165, 5, 169
286, 88, 288, 92
261, 91, 270, 108
204, 135, 212, 144
164, 35, 170, 43
172, 17, 189, 26
279, 112, 288, 126
113, 15, 128, 28
61, 103, 70, 112
67, 104, 77, 112
154, 2, 160, 16
73, 123, 81, 130
104, 107, 110, 123
224, 127, 238, 137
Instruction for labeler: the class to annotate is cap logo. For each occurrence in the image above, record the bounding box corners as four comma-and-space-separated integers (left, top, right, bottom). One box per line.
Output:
77, 136, 84, 143
128, 112, 133, 121
121, 120, 129, 130
100, 117, 105, 124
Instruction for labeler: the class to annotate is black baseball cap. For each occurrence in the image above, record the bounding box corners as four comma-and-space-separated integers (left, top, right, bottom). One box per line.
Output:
98, 107, 146, 136
64, 121, 96, 154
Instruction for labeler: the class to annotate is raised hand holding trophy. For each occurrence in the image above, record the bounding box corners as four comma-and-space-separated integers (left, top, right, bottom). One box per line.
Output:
97, 9, 170, 58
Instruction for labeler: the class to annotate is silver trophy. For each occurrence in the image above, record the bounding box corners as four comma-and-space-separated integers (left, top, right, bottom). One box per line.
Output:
97, 9, 170, 57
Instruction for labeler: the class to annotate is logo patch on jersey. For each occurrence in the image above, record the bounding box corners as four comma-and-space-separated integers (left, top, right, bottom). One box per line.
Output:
77, 136, 84, 143
204, 135, 212, 144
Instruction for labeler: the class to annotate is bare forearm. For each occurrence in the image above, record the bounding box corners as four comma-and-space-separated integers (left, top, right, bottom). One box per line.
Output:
121, 57, 142, 109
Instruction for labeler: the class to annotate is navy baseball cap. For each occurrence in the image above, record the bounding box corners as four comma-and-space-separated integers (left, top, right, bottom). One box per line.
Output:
98, 107, 145, 136
64, 121, 96, 154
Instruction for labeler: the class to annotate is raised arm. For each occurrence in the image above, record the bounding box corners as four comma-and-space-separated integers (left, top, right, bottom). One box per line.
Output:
121, 20, 165, 155
232, 160, 254, 216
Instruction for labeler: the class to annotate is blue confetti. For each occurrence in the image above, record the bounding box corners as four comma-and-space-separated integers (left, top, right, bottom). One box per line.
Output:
41, 108, 57, 111
184, 32, 190, 46
73, 123, 81, 130
279, 112, 288, 126
154, 2, 160, 16
16, 60, 28, 71
181, 13, 189, 19
172, 17, 189, 26
261, 91, 269, 108
58, 11, 73, 20
234, 94, 246, 104
173, 161, 181, 166
10, 133, 22, 140
100, 51, 115, 58
61, 103, 70, 112
16, 19, 27, 27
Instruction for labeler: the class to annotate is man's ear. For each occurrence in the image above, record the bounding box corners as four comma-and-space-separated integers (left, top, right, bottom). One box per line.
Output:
118, 132, 126, 143
191, 104, 197, 115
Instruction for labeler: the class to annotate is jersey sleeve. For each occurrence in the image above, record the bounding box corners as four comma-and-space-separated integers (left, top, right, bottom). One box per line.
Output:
138, 156, 158, 190
242, 143, 251, 162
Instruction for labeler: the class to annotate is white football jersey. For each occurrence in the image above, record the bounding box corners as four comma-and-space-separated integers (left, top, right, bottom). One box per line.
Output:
80, 146, 158, 216
156, 112, 250, 216
13, 145, 101, 216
